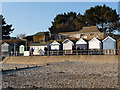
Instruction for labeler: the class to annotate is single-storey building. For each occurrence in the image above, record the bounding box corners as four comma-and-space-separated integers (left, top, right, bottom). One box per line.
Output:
30, 43, 49, 55
88, 37, 101, 49
19, 45, 25, 54
1, 42, 9, 52
50, 41, 61, 50
62, 39, 74, 50
76, 38, 88, 50
49, 40, 62, 55
102, 36, 117, 55
102, 36, 116, 49
62, 39, 74, 54
1, 42, 11, 56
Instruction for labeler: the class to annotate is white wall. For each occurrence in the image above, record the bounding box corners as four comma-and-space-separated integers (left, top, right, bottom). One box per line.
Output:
76, 38, 87, 44
63, 42, 73, 50
1, 43, 9, 52
30, 45, 48, 55
89, 41, 101, 49
30, 45, 47, 51
51, 45, 59, 50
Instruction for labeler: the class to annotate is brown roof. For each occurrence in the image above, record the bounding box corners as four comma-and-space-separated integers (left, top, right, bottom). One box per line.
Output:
0, 39, 27, 44
59, 26, 100, 35
79, 26, 100, 33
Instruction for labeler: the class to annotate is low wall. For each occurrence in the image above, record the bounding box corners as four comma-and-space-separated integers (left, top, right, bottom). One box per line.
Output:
2, 55, 119, 65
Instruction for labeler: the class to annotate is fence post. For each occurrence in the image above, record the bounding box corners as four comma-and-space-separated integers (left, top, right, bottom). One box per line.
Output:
16, 51, 17, 56
107, 50, 108, 55
113, 49, 116, 55
52, 51, 53, 56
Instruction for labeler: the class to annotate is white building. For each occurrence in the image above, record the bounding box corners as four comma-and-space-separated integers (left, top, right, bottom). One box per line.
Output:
88, 37, 101, 49
30, 43, 49, 55
1, 42, 9, 52
62, 39, 74, 50
50, 41, 61, 50
76, 38, 87, 49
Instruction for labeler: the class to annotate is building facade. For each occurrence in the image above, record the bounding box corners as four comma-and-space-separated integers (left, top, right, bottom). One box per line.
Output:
76, 38, 88, 49
30, 43, 49, 55
88, 37, 101, 49
50, 41, 61, 50
117, 38, 120, 50
33, 32, 49, 43
62, 39, 74, 50
58, 26, 105, 40
102, 36, 116, 49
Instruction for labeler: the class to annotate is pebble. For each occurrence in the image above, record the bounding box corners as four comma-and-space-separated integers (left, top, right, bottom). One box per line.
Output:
2, 61, 118, 88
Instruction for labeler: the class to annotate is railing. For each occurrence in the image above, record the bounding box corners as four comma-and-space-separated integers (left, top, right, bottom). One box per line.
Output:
1, 49, 120, 57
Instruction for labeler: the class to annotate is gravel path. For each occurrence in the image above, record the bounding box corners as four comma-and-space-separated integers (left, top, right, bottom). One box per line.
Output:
2, 61, 119, 88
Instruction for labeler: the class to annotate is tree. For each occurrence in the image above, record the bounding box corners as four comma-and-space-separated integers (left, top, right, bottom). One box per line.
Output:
49, 5, 119, 37
74, 14, 86, 30
49, 12, 86, 35
16, 33, 26, 39
84, 4, 119, 31
106, 21, 120, 35
1, 15, 14, 39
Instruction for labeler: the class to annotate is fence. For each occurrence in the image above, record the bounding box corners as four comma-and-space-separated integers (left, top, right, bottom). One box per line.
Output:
1, 49, 120, 57
46, 49, 119, 56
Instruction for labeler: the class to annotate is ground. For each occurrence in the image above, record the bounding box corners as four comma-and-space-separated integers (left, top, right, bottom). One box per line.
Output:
2, 61, 119, 88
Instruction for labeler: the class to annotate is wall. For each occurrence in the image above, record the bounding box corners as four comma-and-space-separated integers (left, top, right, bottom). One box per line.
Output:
51, 45, 60, 50
63, 40, 74, 50
60, 32, 104, 40
63, 43, 73, 50
30, 45, 47, 51
3, 55, 118, 65
117, 39, 120, 49
76, 44, 87, 49
33, 35, 45, 42
89, 40, 101, 49
103, 39, 116, 49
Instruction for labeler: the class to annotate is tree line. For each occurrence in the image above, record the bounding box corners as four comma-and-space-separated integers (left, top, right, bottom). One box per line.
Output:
49, 4, 120, 35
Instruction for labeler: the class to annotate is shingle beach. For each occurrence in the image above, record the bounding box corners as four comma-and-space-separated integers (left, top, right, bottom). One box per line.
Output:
2, 61, 119, 88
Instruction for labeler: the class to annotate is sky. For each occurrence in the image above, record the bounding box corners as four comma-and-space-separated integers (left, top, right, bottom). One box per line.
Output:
1, 1, 120, 37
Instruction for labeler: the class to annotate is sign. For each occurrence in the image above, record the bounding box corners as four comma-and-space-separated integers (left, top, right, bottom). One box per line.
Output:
24, 51, 30, 56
